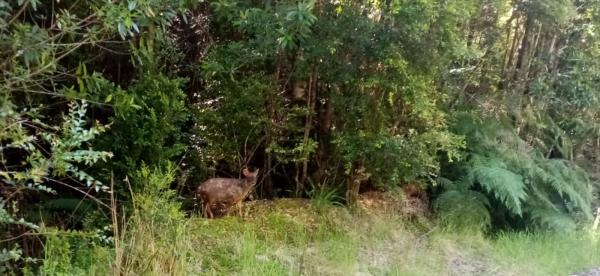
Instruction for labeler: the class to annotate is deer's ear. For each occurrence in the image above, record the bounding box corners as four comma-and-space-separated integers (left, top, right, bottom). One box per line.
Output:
242, 168, 250, 177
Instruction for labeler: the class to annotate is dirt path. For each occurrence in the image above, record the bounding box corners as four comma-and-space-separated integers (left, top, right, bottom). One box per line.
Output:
571, 268, 600, 276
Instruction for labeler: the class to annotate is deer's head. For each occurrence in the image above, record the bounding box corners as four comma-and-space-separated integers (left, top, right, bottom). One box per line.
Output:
242, 167, 259, 186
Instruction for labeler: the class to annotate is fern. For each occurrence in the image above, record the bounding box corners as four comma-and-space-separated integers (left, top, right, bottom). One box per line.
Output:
472, 161, 527, 216
540, 159, 592, 218
528, 208, 577, 232
439, 112, 594, 231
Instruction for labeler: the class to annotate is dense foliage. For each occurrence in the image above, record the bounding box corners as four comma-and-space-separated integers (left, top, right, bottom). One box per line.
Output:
1, 0, 599, 272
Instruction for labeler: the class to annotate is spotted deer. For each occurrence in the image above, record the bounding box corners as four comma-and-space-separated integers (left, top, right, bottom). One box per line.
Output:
196, 168, 259, 218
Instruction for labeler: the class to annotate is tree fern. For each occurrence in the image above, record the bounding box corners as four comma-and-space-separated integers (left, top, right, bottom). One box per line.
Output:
439, 112, 594, 231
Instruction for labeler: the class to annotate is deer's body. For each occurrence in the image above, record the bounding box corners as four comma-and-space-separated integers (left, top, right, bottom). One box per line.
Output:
196, 169, 258, 218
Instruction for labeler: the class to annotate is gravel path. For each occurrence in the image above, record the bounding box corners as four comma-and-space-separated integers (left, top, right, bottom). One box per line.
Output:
571, 268, 600, 276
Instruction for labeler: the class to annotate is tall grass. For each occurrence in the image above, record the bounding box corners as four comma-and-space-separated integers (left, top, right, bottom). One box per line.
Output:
306, 179, 344, 211
38, 174, 600, 275
111, 164, 195, 275
492, 232, 600, 275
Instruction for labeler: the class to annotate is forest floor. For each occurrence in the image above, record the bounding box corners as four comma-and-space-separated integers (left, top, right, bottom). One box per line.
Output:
162, 193, 600, 276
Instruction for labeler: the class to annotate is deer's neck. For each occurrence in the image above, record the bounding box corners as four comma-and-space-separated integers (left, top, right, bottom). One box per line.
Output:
240, 177, 257, 192
243, 177, 256, 187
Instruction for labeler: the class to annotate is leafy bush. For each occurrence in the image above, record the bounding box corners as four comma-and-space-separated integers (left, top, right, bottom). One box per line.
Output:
36, 230, 112, 276
96, 72, 189, 190
1, 100, 112, 272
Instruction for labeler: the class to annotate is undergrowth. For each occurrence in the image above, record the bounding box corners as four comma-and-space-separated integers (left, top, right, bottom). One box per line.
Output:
36, 195, 600, 275
31, 164, 600, 275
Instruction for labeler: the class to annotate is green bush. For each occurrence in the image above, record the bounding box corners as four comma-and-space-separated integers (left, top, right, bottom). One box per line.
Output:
96, 73, 189, 190
36, 230, 112, 276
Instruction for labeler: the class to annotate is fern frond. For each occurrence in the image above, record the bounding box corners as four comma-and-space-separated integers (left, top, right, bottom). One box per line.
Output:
527, 182, 561, 212
473, 162, 527, 216
539, 159, 593, 218
528, 208, 577, 232
436, 177, 454, 188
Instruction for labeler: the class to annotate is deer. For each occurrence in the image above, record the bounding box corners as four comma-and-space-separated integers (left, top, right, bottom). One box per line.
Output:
196, 167, 259, 218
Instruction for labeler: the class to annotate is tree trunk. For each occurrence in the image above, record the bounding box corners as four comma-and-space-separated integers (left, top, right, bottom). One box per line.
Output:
504, 15, 522, 84
262, 150, 274, 198
297, 72, 317, 196
312, 85, 335, 185
262, 59, 283, 198
346, 161, 367, 206
346, 170, 361, 206
527, 26, 546, 82
548, 34, 561, 79
513, 16, 534, 93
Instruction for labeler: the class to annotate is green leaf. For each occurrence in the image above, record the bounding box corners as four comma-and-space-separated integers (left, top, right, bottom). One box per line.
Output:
128, 1, 137, 11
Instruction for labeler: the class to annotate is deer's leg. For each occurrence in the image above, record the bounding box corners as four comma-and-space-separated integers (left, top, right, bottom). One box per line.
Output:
204, 202, 214, 218
208, 203, 214, 218
225, 203, 234, 217
238, 201, 243, 217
